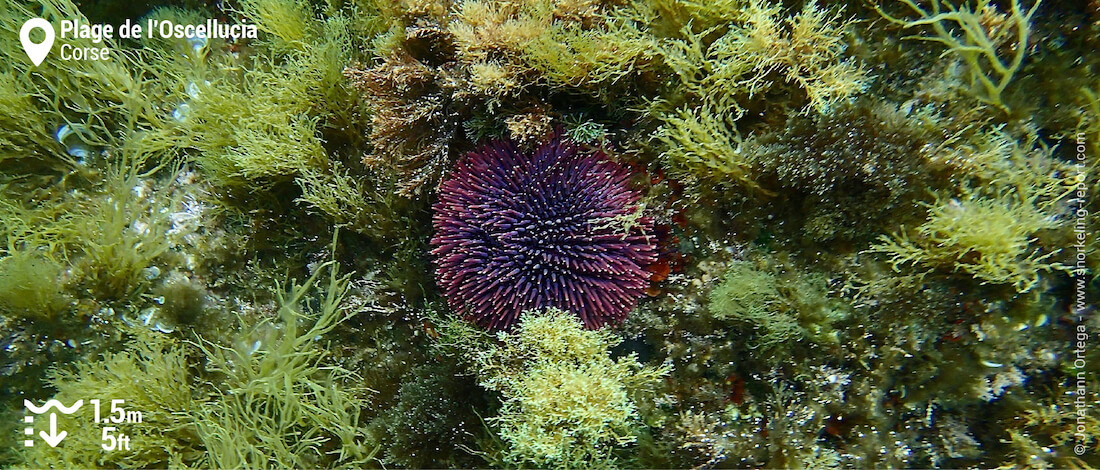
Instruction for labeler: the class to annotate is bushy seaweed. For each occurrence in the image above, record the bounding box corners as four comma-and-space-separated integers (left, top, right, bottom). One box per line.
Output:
708, 253, 850, 348
438, 308, 669, 469
871, 127, 1075, 292
0, 251, 70, 320
654, 104, 766, 195
870, 190, 1066, 292
874, 0, 1039, 113
193, 258, 378, 468
16, 330, 201, 469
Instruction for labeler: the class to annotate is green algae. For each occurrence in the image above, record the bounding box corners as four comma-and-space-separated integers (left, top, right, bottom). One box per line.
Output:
192, 257, 378, 469
14, 330, 202, 469
708, 253, 850, 349
9, 244, 378, 469
0, 250, 70, 320
436, 308, 670, 469
873, 0, 1039, 114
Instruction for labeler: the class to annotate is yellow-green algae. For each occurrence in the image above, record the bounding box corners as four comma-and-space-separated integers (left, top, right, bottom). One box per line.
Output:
437, 308, 670, 469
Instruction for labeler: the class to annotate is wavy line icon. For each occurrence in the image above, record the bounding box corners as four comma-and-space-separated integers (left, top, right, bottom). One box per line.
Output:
24, 399, 83, 415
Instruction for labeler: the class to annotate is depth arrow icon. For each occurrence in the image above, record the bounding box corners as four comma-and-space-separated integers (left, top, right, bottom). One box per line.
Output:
39, 413, 66, 447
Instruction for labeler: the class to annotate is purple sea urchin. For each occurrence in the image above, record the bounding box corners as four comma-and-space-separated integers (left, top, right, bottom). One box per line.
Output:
431, 136, 657, 331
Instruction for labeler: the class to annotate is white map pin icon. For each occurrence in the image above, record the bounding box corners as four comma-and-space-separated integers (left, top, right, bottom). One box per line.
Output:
20, 18, 55, 67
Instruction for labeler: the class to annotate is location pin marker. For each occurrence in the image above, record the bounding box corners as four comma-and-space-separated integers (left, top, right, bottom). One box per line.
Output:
20, 18, 55, 67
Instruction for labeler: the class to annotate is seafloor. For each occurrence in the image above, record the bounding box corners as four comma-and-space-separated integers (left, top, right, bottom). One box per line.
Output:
0, 0, 1098, 468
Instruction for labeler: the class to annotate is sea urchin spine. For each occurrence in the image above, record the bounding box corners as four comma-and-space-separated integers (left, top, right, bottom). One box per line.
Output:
431, 136, 657, 331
